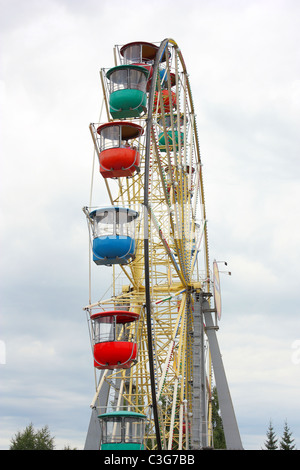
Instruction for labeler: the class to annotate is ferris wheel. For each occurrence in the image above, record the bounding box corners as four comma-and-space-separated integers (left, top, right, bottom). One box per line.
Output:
83, 39, 242, 451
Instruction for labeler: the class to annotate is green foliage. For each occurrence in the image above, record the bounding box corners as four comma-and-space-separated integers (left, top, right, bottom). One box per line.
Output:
10, 423, 55, 450
211, 386, 226, 449
263, 419, 296, 450
279, 420, 296, 450
263, 420, 278, 450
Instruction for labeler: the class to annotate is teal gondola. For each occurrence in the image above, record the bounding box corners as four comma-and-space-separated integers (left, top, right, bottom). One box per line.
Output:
99, 411, 147, 450
106, 65, 149, 119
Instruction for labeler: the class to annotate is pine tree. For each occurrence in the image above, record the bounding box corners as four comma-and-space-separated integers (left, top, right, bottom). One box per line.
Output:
279, 420, 296, 450
263, 420, 278, 450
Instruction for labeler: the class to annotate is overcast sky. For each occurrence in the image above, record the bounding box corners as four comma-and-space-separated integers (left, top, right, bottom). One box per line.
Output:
1, 0, 300, 450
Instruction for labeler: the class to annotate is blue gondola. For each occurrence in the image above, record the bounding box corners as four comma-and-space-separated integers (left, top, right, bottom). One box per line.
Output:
89, 207, 139, 265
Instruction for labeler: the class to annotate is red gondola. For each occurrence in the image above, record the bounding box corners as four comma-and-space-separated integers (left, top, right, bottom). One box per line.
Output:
96, 121, 143, 178
91, 310, 139, 369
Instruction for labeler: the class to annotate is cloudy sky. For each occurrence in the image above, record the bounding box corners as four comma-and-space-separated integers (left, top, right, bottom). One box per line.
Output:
1, 0, 300, 450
